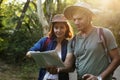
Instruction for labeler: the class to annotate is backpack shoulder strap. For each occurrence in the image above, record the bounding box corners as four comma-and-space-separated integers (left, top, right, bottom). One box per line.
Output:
71, 35, 76, 53
97, 27, 111, 63
97, 28, 107, 49
42, 37, 51, 51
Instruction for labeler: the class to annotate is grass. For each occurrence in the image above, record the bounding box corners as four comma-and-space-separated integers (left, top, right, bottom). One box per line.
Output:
0, 59, 39, 80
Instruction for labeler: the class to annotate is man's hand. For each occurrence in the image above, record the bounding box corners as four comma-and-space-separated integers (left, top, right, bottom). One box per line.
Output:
82, 74, 98, 80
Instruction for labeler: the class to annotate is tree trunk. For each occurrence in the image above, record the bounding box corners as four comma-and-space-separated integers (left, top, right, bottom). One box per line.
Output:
37, 0, 49, 36
15, 0, 30, 30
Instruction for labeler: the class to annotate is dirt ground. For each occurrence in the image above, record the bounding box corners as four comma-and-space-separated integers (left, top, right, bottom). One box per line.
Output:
0, 59, 38, 80
0, 59, 120, 80
0, 61, 19, 80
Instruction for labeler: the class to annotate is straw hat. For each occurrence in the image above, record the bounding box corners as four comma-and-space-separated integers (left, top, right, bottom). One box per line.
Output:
64, 2, 99, 20
51, 14, 67, 22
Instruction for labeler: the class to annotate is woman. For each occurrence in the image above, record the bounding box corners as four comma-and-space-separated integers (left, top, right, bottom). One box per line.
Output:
26, 14, 73, 80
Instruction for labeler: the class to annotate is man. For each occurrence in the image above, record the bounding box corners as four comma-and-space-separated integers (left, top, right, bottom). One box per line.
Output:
63, 2, 120, 80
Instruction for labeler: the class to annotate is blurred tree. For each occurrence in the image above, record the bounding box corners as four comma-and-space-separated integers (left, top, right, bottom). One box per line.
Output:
94, 0, 120, 46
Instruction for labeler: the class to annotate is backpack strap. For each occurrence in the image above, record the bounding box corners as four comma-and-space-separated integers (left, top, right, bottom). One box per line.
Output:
71, 35, 76, 53
97, 28, 111, 63
42, 37, 51, 51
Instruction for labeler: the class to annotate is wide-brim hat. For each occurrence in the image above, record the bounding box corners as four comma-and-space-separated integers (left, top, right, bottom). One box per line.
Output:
64, 2, 99, 20
51, 14, 67, 22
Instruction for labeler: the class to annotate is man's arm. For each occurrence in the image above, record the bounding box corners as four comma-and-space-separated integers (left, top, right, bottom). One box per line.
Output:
59, 53, 75, 73
100, 48, 120, 79
46, 53, 75, 74
82, 48, 120, 80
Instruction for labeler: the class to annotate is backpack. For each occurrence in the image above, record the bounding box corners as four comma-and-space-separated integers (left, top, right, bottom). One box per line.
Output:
42, 37, 51, 51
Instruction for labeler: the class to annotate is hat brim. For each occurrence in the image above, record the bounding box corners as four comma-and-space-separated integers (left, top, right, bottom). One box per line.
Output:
51, 20, 67, 23
64, 6, 94, 20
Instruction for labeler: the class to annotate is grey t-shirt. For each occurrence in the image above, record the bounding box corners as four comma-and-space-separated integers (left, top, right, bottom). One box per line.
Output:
67, 27, 117, 80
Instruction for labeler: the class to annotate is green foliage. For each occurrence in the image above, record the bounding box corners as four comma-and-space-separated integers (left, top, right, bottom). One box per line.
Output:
0, 0, 43, 64
0, 26, 43, 64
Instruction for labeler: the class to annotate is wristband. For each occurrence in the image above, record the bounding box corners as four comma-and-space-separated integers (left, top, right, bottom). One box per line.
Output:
57, 68, 60, 73
97, 75, 102, 80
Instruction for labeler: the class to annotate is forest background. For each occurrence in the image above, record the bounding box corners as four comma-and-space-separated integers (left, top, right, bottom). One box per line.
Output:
0, 0, 120, 80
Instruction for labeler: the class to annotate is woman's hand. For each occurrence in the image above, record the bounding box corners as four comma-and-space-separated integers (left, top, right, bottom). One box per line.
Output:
26, 51, 32, 58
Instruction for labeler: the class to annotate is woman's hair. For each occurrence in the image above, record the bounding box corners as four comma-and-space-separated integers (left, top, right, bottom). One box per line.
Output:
48, 22, 73, 39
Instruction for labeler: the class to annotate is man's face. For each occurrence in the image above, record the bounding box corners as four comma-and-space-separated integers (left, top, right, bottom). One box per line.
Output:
73, 13, 91, 32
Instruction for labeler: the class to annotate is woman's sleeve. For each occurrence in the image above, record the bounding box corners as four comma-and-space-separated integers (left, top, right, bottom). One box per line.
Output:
29, 37, 47, 51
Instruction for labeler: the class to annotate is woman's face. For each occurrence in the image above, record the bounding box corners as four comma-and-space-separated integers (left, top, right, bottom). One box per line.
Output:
53, 22, 67, 39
